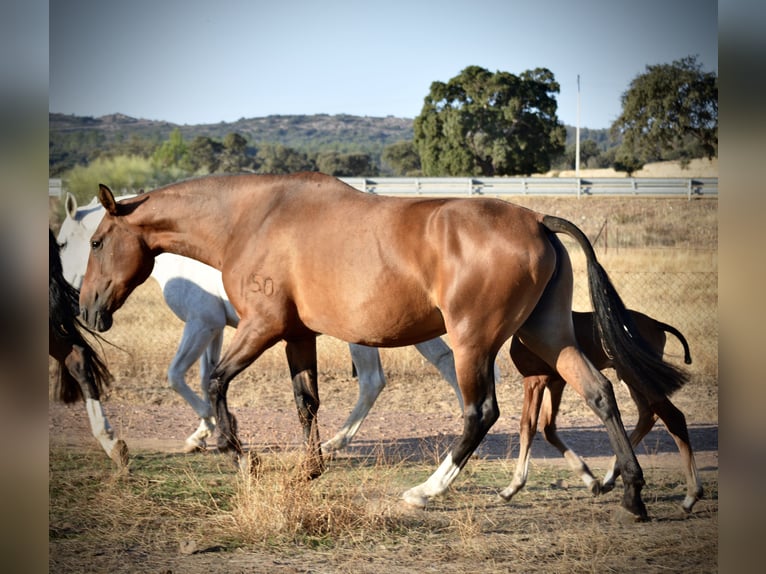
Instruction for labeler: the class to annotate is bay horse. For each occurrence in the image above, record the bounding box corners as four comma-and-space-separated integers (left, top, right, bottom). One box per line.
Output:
49, 229, 128, 467
504, 310, 702, 512
57, 193, 464, 452
79, 172, 688, 519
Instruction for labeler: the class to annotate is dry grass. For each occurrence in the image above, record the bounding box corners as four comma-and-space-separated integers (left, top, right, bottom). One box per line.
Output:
49, 443, 718, 573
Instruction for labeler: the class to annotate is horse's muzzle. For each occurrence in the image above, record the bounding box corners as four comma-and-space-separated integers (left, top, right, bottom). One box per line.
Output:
80, 306, 113, 332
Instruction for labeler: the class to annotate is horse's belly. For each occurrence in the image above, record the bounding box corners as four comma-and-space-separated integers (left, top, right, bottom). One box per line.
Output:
299, 292, 445, 347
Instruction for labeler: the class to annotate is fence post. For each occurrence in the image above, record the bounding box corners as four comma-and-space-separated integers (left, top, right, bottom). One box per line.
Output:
687, 179, 692, 200
576, 177, 581, 198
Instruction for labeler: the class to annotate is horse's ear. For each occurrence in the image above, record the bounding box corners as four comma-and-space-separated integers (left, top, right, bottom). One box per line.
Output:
64, 192, 78, 218
98, 184, 119, 216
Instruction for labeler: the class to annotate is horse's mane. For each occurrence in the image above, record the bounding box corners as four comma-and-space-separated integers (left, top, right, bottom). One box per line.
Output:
49, 229, 114, 403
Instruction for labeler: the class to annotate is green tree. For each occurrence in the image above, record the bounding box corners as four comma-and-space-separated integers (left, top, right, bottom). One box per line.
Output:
611, 55, 717, 170
188, 136, 223, 174
381, 140, 421, 175
316, 152, 379, 177
414, 66, 566, 176
255, 143, 315, 174
152, 128, 190, 170
220, 132, 252, 173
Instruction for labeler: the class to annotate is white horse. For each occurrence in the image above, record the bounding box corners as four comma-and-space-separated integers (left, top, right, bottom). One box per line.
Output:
57, 192, 475, 452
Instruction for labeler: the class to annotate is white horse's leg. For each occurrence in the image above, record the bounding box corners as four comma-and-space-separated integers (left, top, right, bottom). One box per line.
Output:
85, 398, 128, 467
183, 330, 223, 451
322, 344, 386, 452
413, 337, 463, 411
167, 320, 219, 452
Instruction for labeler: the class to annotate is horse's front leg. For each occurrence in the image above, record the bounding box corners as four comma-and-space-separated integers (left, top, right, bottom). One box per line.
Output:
285, 338, 324, 479
499, 374, 546, 501
65, 346, 129, 467
209, 320, 275, 469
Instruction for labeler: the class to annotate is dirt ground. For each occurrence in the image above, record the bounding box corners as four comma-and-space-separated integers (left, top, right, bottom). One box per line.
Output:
48, 395, 718, 473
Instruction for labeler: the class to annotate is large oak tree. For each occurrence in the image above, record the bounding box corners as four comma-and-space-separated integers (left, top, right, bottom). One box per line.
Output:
611, 55, 717, 172
414, 66, 566, 176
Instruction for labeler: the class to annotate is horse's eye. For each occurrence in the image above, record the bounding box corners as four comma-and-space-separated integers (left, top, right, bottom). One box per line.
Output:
58, 240, 67, 249
91, 239, 102, 250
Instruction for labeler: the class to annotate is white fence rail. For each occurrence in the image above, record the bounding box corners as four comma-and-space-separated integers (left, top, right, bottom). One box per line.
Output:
340, 177, 718, 199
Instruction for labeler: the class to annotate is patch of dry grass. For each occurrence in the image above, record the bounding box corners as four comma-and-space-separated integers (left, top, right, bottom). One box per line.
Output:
49, 443, 718, 573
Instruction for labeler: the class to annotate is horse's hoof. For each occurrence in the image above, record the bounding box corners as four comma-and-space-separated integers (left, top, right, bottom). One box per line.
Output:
599, 481, 615, 494
321, 439, 344, 453
612, 505, 649, 524
110, 440, 129, 468
182, 440, 206, 454
497, 488, 515, 502
402, 489, 429, 509
589, 481, 602, 496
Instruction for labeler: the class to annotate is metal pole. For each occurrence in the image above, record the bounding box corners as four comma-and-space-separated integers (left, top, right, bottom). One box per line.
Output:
575, 74, 581, 178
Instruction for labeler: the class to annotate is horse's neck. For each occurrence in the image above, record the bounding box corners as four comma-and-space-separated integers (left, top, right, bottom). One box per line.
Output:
133, 190, 230, 269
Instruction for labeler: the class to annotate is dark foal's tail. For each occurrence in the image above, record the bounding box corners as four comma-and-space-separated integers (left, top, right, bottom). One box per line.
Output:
542, 215, 689, 401
655, 320, 693, 365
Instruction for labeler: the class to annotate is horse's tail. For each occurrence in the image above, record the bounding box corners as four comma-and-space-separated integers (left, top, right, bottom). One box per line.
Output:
654, 320, 693, 365
541, 215, 689, 401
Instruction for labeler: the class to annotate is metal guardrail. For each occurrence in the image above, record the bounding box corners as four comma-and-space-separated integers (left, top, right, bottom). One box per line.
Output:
340, 177, 718, 199
49, 176, 718, 199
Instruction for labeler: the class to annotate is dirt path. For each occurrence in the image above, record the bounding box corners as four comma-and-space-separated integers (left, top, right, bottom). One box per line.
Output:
49, 401, 719, 472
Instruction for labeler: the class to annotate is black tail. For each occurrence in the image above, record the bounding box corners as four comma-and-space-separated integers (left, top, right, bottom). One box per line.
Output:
542, 215, 689, 401
655, 320, 693, 365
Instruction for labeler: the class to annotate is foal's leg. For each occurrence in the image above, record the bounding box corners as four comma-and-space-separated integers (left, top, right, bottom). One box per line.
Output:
322, 344, 387, 452
537, 377, 600, 495
65, 346, 128, 467
602, 389, 703, 512
285, 338, 325, 479
402, 351, 499, 507
500, 375, 546, 500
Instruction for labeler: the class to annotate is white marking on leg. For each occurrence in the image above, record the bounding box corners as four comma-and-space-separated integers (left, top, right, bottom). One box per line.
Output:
562, 449, 600, 494
85, 398, 120, 457
402, 454, 461, 507
184, 416, 217, 452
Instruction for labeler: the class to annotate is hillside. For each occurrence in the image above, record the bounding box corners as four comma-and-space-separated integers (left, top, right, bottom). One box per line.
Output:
49, 112, 415, 175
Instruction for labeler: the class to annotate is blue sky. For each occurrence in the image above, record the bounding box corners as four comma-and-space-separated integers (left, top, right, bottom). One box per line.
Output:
49, 0, 717, 130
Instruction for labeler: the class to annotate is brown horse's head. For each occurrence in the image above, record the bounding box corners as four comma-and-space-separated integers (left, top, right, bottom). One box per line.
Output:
79, 184, 155, 332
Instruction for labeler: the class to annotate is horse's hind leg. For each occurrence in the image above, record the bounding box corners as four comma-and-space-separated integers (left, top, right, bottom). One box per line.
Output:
602, 390, 703, 512
653, 398, 703, 512
65, 346, 128, 467
402, 350, 499, 507
168, 319, 221, 452
518, 286, 647, 518
323, 344, 386, 452
285, 338, 324, 479
499, 374, 546, 500
413, 337, 464, 412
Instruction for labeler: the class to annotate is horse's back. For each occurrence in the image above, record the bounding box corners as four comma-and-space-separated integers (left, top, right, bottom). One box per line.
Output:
222, 177, 555, 347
